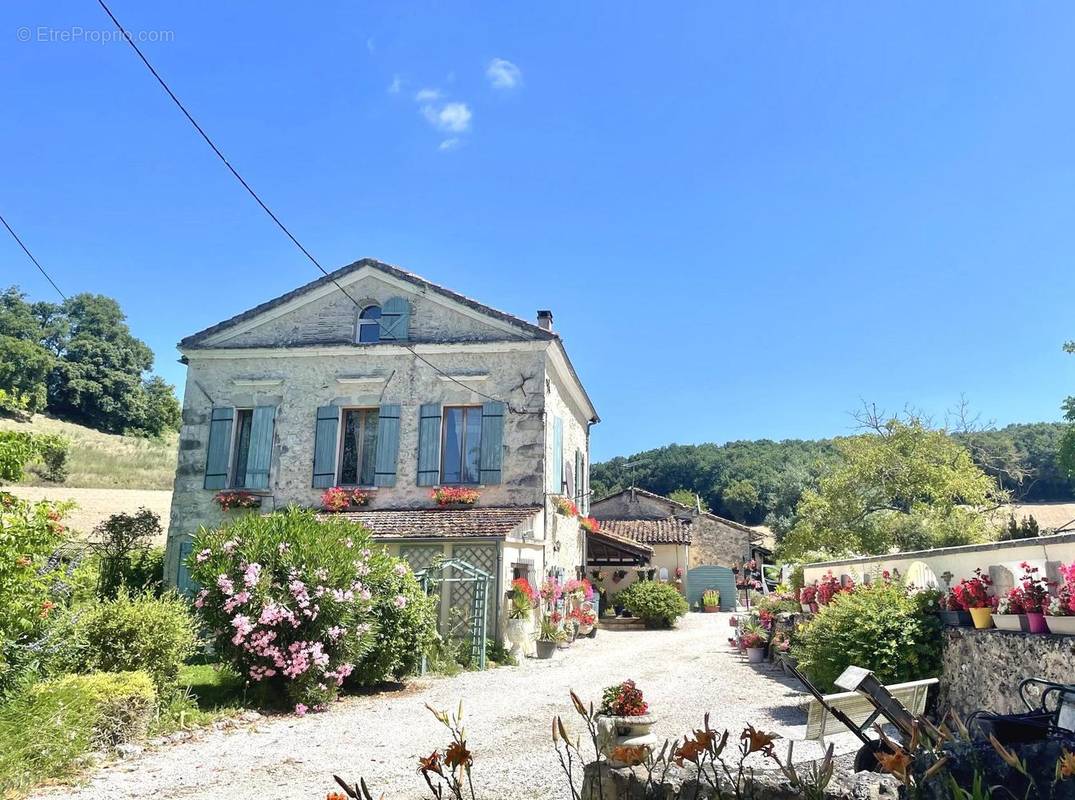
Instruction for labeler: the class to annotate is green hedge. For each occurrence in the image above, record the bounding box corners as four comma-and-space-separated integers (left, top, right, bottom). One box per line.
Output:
793, 580, 943, 692
619, 581, 689, 628
0, 671, 156, 794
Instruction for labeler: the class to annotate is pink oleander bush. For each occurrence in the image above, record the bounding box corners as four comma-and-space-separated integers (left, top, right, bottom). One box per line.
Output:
188, 508, 433, 710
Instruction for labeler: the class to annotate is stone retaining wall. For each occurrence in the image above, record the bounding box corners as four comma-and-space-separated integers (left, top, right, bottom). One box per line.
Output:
939, 627, 1075, 719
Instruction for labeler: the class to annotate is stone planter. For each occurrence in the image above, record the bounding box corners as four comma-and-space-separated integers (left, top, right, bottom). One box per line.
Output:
597, 714, 658, 767
938, 610, 973, 627
746, 647, 766, 664
505, 617, 533, 659
1026, 612, 1048, 634
535, 640, 557, 659
992, 613, 1026, 632
969, 607, 994, 629
1045, 616, 1075, 635
578, 623, 594, 636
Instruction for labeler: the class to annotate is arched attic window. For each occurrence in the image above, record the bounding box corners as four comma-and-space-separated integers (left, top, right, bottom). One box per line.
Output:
356, 304, 381, 343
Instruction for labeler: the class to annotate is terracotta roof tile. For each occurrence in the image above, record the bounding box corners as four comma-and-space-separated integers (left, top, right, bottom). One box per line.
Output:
318, 506, 541, 539
587, 527, 654, 556
599, 518, 693, 546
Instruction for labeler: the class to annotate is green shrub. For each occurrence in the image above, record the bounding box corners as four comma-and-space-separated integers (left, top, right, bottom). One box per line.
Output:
31, 434, 69, 483
189, 508, 383, 709
93, 508, 164, 600
793, 579, 943, 692
347, 549, 437, 687
47, 589, 197, 692
0, 670, 155, 794
619, 581, 689, 628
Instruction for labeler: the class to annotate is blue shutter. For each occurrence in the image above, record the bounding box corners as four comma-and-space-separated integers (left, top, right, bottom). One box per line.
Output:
312, 406, 339, 488
417, 403, 442, 486
244, 405, 276, 489
373, 404, 401, 487
479, 401, 505, 484
203, 407, 234, 489
176, 539, 199, 596
379, 296, 411, 342
550, 416, 564, 493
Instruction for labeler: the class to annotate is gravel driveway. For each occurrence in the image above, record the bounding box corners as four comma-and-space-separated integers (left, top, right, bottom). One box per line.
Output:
36, 613, 845, 800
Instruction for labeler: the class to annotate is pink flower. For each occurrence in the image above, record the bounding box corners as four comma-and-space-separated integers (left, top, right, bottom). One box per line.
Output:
393, 594, 408, 609
243, 562, 262, 587
223, 590, 251, 613
195, 548, 211, 563
394, 563, 408, 577
217, 574, 235, 596
194, 589, 209, 609
222, 539, 239, 554
294, 703, 308, 716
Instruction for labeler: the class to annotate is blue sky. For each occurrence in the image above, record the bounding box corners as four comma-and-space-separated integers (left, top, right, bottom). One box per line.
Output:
3, 2, 1074, 460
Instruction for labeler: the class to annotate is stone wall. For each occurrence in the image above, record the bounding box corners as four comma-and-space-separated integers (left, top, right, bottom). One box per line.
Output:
939, 628, 1075, 719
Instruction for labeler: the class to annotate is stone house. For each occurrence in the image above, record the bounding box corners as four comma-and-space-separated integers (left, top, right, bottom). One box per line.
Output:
587, 487, 755, 590
165, 258, 598, 637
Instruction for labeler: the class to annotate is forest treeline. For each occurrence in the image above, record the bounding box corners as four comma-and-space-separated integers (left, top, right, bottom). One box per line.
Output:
591, 421, 1073, 529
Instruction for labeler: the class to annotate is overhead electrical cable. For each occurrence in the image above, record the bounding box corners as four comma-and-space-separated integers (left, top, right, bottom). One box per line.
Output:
0, 213, 67, 300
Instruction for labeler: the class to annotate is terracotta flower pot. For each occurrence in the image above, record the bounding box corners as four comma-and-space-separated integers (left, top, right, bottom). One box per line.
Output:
1026, 612, 1048, 634
704, 605, 719, 613
968, 607, 994, 629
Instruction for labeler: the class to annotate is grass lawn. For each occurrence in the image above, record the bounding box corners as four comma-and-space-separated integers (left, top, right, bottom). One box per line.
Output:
156, 661, 249, 732
0, 414, 177, 490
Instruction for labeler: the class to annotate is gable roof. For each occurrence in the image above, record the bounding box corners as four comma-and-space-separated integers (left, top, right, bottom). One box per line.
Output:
179, 258, 555, 349
599, 518, 693, 546
592, 486, 761, 540
318, 506, 541, 539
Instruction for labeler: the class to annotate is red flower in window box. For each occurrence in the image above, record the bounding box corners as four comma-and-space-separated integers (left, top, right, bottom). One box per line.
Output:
579, 516, 600, 533
350, 489, 372, 507
213, 490, 261, 511
555, 497, 579, 517
430, 487, 480, 507
321, 487, 351, 512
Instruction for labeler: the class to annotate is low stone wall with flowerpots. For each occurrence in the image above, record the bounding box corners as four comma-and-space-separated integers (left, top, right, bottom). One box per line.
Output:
938, 626, 1075, 720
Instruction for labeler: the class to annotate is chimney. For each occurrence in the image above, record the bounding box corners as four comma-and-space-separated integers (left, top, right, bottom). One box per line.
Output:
537, 310, 553, 332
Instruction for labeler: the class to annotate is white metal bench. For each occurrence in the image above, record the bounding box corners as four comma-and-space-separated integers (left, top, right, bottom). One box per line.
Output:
800, 677, 938, 741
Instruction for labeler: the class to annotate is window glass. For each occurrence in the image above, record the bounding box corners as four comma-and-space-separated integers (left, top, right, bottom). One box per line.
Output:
441, 407, 464, 485
231, 409, 254, 488
357, 305, 381, 343
463, 407, 482, 484
339, 409, 379, 486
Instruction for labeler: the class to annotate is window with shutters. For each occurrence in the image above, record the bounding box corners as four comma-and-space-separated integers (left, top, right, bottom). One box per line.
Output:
337, 408, 379, 487
230, 408, 254, 488
355, 304, 381, 343
441, 406, 483, 485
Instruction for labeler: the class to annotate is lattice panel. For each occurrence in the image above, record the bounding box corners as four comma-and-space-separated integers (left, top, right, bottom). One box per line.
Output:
399, 544, 445, 572
450, 544, 498, 636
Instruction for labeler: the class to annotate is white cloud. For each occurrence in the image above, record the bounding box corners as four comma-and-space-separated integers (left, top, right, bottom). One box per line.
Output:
415, 88, 441, 102
439, 138, 461, 151
387, 75, 402, 94
422, 101, 472, 133
486, 58, 521, 89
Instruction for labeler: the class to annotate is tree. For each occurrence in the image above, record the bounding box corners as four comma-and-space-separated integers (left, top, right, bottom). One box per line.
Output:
721, 479, 760, 522
780, 409, 1003, 560
0, 287, 181, 435
1059, 341, 1075, 483
668, 488, 709, 512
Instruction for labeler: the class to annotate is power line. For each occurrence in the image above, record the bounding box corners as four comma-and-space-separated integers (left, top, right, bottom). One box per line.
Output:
96, 0, 533, 415
0, 214, 67, 300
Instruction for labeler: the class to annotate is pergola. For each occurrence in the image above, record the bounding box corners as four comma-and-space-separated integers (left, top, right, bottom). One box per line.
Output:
586, 528, 653, 566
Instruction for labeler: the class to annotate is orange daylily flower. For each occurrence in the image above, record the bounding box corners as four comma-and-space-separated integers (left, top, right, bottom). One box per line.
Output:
611, 745, 648, 766
326, 793, 348, 800
740, 725, 777, 756
674, 739, 705, 766
417, 750, 443, 776
1058, 749, 1075, 780
874, 747, 912, 783
444, 740, 473, 770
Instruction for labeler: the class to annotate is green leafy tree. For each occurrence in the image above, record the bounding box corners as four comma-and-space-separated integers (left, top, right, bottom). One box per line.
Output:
721, 479, 760, 522
781, 411, 1002, 559
667, 488, 709, 512
0, 287, 181, 435
1059, 341, 1075, 483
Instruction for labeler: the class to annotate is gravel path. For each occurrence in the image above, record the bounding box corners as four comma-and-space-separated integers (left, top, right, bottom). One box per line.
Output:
35, 613, 850, 800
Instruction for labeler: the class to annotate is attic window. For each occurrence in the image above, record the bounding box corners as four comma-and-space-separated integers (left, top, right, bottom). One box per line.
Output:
356, 305, 381, 343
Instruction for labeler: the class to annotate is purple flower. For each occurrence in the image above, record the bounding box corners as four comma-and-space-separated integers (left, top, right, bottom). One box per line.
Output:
294, 703, 308, 717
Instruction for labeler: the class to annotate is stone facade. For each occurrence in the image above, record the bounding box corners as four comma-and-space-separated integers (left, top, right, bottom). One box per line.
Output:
165, 261, 597, 588
590, 488, 751, 569
939, 628, 1075, 720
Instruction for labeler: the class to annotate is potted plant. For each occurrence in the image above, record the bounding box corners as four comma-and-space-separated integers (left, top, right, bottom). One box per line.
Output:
571, 604, 596, 636
951, 569, 996, 629
430, 487, 480, 507
702, 588, 721, 613
579, 516, 600, 534
937, 589, 972, 627
1017, 562, 1051, 634
559, 616, 577, 648
595, 681, 658, 767
800, 584, 818, 613
505, 578, 538, 658
554, 497, 579, 517
213, 490, 262, 512
536, 615, 559, 659
742, 630, 767, 664
993, 590, 1028, 632
350, 488, 372, 506
1045, 561, 1075, 635
816, 571, 848, 606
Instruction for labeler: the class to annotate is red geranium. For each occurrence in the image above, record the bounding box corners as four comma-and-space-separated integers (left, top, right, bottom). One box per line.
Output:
951, 569, 996, 610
